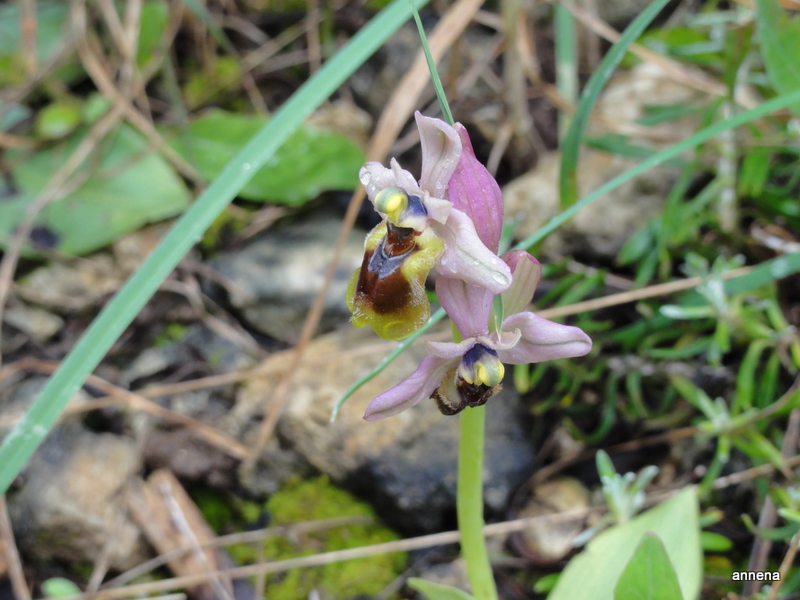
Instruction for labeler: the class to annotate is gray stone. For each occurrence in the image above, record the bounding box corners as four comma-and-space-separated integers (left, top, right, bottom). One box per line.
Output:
234, 326, 536, 533
0, 377, 91, 438
208, 211, 365, 344
3, 303, 64, 342
8, 424, 148, 570
119, 322, 257, 388
15, 254, 124, 313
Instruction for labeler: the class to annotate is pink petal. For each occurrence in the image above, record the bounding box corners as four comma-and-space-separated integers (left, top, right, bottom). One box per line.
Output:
426, 331, 520, 358
434, 209, 512, 294
416, 112, 462, 198
496, 312, 592, 364
447, 124, 504, 253
426, 338, 478, 360
501, 250, 542, 317
423, 194, 453, 224
436, 276, 494, 338
363, 355, 455, 421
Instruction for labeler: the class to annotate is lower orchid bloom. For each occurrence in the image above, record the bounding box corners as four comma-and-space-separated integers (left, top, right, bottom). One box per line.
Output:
363, 250, 592, 420
347, 113, 511, 341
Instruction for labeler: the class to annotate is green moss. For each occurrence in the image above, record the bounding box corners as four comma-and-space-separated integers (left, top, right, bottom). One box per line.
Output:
262, 476, 406, 600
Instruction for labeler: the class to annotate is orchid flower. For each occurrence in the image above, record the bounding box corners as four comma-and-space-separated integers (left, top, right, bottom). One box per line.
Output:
363, 250, 592, 420
347, 112, 511, 341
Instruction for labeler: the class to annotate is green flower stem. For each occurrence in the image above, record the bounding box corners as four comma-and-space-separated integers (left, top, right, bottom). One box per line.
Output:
458, 404, 497, 600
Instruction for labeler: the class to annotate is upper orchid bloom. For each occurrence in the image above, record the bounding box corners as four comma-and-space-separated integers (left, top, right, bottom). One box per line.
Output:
348, 113, 511, 341
362, 250, 592, 420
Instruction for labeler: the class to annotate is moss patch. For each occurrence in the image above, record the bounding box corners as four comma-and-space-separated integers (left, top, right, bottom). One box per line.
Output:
262, 476, 406, 600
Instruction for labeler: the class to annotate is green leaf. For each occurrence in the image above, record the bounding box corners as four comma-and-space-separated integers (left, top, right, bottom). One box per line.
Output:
1, 125, 190, 255
613, 533, 685, 600
408, 578, 476, 600
41, 578, 82, 598
549, 487, 701, 600
169, 109, 365, 206
756, 0, 800, 114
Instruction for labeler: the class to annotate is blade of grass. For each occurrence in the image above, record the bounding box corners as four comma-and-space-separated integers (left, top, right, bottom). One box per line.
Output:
409, 1, 454, 125
0, 0, 428, 495
554, 2, 578, 140
559, 0, 671, 209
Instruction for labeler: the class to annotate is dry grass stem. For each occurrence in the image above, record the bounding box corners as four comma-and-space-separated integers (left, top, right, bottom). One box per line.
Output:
61, 509, 598, 600
77, 30, 204, 187
743, 408, 800, 595
0, 496, 31, 600
537, 265, 752, 319
0, 359, 250, 459
764, 530, 800, 600
306, 0, 322, 74
20, 0, 38, 77
248, 0, 488, 458
502, 0, 533, 152
104, 516, 372, 588
86, 513, 128, 594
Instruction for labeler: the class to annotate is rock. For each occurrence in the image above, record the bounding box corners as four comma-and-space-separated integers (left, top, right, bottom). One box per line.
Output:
306, 100, 372, 150
112, 222, 171, 275
3, 303, 64, 342
120, 322, 257, 387
412, 559, 471, 597
16, 253, 124, 313
8, 423, 148, 570
234, 326, 536, 533
208, 211, 365, 344
0, 377, 92, 437
511, 477, 590, 564
503, 62, 704, 261
143, 428, 240, 488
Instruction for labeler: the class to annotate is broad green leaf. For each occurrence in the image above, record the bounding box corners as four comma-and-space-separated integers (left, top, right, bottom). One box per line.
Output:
1, 124, 190, 255
0, 1, 82, 87
169, 109, 365, 206
41, 578, 82, 598
613, 533, 684, 600
757, 0, 800, 114
408, 578, 476, 600
549, 487, 701, 600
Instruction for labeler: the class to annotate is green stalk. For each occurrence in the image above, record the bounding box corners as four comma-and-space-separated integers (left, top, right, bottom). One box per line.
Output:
554, 2, 577, 140
458, 405, 497, 600
407, 7, 497, 589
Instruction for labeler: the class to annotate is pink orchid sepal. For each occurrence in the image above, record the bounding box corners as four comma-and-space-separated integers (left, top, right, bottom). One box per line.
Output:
348, 114, 511, 341
362, 250, 592, 420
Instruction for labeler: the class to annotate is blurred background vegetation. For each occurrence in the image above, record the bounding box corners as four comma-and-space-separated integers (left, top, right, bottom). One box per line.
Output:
0, 0, 799, 598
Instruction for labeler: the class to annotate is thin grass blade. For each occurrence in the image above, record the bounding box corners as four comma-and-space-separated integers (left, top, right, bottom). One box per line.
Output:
559, 0, 671, 209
